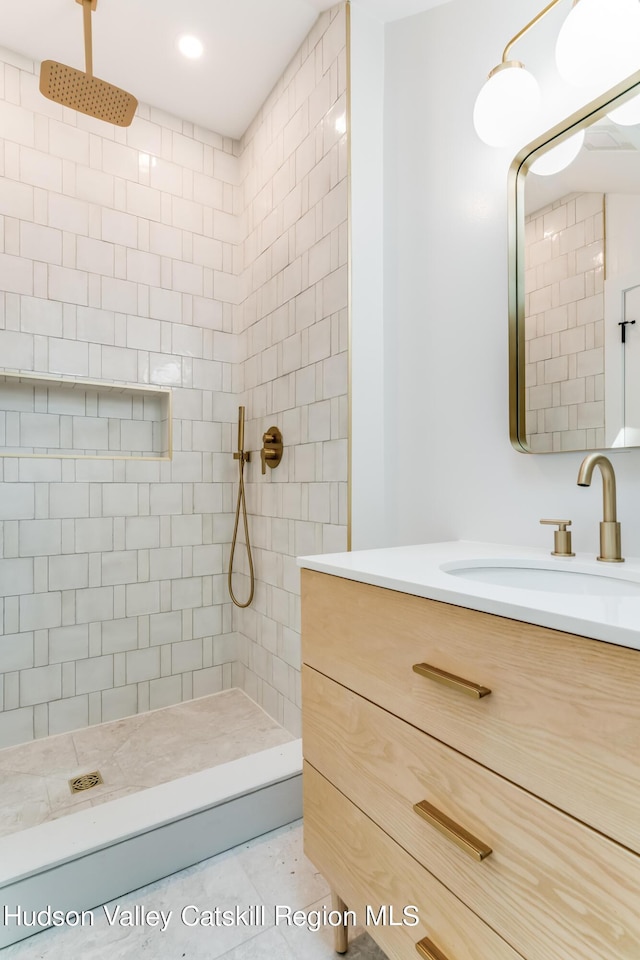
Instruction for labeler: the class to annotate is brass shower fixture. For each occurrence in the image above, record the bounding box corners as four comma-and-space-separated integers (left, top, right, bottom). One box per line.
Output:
261, 427, 283, 474
228, 406, 255, 608
40, 0, 138, 127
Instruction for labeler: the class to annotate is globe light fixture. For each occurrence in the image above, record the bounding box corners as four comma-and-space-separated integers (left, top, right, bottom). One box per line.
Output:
556, 0, 640, 89
473, 63, 541, 148
473, 0, 563, 148
475, 0, 640, 148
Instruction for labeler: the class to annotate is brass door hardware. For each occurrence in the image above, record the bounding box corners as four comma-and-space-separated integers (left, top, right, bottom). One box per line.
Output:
540, 518, 574, 557
413, 663, 491, 699
261, 426, 283, 475
415, 936, 450, 960
413, 800, 493, 862
618, 319, 636, 343
40, 0, 138, 127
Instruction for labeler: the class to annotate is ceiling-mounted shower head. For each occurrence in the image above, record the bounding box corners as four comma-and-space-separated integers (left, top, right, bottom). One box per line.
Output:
39, 0, 137, 127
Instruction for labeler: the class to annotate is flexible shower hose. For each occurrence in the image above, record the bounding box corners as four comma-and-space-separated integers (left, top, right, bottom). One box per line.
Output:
228, 454, 255, 608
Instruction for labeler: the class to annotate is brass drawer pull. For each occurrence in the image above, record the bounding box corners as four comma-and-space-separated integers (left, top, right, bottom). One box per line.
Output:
416, 936, 450, 960
413, 800, 493, 861
412, 662, 491, 699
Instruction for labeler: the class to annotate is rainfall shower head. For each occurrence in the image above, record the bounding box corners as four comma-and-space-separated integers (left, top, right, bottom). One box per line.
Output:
39, 0, 137, 127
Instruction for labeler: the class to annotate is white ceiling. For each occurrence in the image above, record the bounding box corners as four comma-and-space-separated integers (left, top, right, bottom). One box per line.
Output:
0, 0, 452, 139
351, 0, 452, 22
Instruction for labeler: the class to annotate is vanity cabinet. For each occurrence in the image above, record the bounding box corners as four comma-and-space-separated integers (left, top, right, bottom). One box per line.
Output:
301, 568, 640, 960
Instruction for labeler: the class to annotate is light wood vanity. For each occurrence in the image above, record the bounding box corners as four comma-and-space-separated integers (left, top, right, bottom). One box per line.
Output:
301, 564, 640, 960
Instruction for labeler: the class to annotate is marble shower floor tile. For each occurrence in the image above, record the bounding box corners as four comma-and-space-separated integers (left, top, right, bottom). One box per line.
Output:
1, 822, 389, 960
0, 689, 294, 838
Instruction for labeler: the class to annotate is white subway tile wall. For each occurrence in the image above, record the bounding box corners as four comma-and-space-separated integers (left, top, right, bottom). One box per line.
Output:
525, 192, 605, 453
232, 6, 348, 737
0, 5, 348, 749
0, 375, 169, 457
0, 53, 240, 748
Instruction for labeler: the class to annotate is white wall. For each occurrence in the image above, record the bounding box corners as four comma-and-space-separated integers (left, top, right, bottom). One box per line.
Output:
350, 3, 387, 550
604, 193, 640, 448
607, 194, 640, 279
372, 0, 640, 556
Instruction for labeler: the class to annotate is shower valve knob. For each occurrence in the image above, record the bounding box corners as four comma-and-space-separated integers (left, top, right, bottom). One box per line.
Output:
261, 449, 276, 474
261, 427, 283, 475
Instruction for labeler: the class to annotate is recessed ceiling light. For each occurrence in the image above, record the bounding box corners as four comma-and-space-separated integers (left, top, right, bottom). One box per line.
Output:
178, 35, 204, 59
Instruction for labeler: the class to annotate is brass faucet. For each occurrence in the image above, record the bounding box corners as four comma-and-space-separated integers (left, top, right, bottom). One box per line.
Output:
576, 454, 624, 563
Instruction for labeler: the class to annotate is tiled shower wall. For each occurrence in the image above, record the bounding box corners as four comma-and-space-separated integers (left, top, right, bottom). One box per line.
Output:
232, 6, 349, 735
525, 191, 605, 453
0, 4, 348, 746
0, 3, 348, 749
0, 46, 240, 748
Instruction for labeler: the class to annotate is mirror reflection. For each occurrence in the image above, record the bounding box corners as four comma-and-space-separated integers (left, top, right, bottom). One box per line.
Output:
513, 80, 640, 452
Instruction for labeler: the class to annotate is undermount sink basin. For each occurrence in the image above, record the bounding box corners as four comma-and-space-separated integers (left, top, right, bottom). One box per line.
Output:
442, 562, 640, 597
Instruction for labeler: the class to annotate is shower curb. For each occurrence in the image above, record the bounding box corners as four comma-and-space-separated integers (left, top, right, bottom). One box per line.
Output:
0, 740, 303, 948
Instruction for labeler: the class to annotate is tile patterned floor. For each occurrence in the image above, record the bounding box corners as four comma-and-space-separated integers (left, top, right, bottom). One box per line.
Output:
0, 689, 294, 838
1, 822, 389, 959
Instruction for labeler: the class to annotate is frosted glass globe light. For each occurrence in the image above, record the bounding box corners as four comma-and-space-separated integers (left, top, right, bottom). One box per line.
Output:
530, 129, 586, 176
608, 91, 640, 125
473, 63, 541, 147
556, 0, 640, 89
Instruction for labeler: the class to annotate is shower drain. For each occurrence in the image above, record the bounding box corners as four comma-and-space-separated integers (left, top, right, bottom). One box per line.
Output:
69, 771, 104, 794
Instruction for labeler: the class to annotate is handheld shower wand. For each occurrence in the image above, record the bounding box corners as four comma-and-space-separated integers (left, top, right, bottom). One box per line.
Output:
228, 406, 255, 608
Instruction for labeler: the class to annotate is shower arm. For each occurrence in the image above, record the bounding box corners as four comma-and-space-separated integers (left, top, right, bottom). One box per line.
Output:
75, 0, 98, 77
83, 0, 93, 77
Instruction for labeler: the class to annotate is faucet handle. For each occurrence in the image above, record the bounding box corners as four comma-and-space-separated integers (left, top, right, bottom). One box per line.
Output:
540, 519, 575, 558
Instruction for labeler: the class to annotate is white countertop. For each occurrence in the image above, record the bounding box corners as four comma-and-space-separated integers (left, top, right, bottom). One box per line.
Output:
298, 541, 640, 651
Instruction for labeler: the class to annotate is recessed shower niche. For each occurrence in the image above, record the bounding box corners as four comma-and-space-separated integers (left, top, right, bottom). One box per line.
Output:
0, 372, 171, 460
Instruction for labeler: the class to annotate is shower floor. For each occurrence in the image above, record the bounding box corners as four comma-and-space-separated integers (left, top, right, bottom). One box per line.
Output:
0, 690, 294, 839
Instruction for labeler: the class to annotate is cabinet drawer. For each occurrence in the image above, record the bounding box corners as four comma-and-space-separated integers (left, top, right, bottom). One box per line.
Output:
301, 569, 640, 853
304, 666, 640, 960
304, 762, 522, 960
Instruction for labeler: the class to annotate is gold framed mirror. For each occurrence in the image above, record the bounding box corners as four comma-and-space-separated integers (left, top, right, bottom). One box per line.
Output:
509, 69, 640, 453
